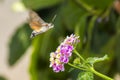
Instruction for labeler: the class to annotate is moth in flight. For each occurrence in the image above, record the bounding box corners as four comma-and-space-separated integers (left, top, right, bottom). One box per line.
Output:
28, 10, 55, 38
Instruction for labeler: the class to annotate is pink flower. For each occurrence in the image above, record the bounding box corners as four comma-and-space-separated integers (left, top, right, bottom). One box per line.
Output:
49, 34, 79, 72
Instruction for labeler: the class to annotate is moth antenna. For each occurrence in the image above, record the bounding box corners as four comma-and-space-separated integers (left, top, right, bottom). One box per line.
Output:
51, 14, 57, 23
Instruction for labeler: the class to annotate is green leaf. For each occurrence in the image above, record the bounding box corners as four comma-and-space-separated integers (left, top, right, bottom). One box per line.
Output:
86, 55, 108, 66
29, 32, 52, 80
8, 24, 31, 66
22, 0, 64, 10
115, 17, 120, 72
84, 16, 97, 55
61, 0, 87, 31
75, 14, 89, 50
73, 58, 80, 64
0, 76, 7, 80
68, 68, 75, 72
77, 72, 94, 80
29, 36, 42, 80
76, 0, 113, 11
116, 17, 120, 33
29, 29, 64, 80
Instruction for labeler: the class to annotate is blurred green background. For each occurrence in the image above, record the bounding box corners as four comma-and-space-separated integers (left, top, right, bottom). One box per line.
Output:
0, 0, 120, 80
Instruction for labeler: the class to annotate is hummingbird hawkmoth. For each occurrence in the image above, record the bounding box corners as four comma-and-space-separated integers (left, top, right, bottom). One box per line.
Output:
28, 10, 56, 38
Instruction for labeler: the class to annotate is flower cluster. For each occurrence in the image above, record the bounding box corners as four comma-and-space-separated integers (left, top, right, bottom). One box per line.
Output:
49, 34, 80, 72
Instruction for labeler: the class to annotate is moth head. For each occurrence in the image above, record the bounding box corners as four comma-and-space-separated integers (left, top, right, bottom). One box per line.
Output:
48, 23, 54, 29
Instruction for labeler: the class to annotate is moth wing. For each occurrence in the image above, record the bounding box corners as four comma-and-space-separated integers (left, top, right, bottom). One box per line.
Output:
30, 22, 42, 32
29, 10, 45, 23
28, 10, 45, 32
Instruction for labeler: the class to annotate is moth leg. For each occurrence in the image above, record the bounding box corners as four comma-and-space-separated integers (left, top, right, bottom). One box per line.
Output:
30, 31, 38, 38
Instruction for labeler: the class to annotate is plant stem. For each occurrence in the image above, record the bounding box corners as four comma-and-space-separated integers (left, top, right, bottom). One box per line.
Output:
73, 50, 85, 62
75, 0, 100, 15
89, 67, 113, 80
73, 50, 113, 80
68, 63, 86, 71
